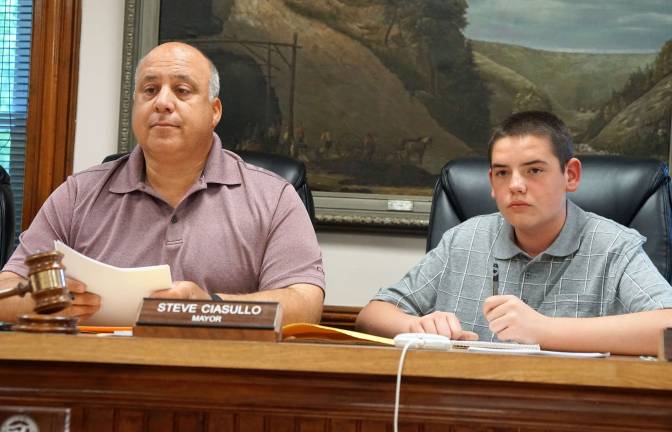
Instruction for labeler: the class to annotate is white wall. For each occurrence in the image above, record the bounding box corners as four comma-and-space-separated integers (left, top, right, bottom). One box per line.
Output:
74, 1, 427, 306
73, 0, 124, 172
317, 232, 424, 305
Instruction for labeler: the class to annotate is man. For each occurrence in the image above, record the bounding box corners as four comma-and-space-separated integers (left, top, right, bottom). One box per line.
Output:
356, 111, 672, 355
0, 42, 325, 324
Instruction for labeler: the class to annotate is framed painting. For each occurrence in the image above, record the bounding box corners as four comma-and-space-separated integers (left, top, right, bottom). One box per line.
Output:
119, 0, 672, 231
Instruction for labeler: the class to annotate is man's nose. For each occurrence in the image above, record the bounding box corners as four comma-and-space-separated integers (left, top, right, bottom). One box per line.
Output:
153, 87, 175, 113
509, 171, 526, 193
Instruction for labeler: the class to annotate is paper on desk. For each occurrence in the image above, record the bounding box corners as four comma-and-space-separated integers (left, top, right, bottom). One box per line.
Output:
466, 346, 610, 358
55, 241, 172, 326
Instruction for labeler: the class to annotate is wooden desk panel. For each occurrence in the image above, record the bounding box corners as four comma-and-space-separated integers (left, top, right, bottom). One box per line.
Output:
0, 333, 670, 431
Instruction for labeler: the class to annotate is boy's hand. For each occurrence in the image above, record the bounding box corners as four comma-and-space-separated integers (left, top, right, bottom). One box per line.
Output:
483, 295, 549, 344
406, 311, 479, 340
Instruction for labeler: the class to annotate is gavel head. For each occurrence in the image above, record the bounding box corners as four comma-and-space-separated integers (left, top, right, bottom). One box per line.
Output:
25, 250, 71, 314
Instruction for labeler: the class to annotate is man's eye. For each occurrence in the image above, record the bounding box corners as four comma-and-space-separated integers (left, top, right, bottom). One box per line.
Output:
143, 87, 157, 95
529, 168, 543, 175
494, 170, 508, 177
177, 87, 191, 95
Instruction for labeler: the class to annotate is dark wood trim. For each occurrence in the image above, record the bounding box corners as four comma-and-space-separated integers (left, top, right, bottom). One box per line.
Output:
23, 0, 81, 229
320, 305, 360, 330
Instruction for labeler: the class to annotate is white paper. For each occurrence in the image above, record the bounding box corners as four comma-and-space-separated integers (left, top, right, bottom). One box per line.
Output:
466, 346, 610, 358
55, 241, 172, 326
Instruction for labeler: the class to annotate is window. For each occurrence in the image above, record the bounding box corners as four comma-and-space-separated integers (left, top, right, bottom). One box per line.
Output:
0, 0, 31, 247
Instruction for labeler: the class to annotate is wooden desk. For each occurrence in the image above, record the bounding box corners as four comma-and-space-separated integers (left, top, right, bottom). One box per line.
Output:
0, 332, 670, 431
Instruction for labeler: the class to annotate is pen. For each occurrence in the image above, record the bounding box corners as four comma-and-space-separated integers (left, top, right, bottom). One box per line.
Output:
492, 263, 499, 296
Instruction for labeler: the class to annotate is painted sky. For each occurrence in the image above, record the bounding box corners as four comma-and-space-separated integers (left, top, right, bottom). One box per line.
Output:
464, 0, 672, 52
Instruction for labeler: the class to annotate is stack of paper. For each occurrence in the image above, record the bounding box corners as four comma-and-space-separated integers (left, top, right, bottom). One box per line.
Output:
55, 241, 172, 326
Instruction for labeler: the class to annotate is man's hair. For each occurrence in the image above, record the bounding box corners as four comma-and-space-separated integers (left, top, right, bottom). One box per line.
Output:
134, 44, 220, 101
487, 111, 574, 168
206, 61, 220, 101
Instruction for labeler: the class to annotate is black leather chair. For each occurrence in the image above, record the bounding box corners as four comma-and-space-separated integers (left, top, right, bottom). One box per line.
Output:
102, 150, 315, 223
0, 165, 15, 267
427, 156, 672, 282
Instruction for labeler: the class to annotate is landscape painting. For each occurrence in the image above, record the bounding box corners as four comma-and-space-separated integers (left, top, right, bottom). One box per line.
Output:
151, 0, 671, 223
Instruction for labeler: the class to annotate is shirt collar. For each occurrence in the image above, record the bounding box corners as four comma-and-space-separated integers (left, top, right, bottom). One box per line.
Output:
201, 133, 242, 186
108, 133, 242, 194
493, 199, 587, 259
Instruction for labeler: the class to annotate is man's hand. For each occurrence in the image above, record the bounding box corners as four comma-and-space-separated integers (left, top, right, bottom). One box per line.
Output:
150, 281, 211, 300
406, 311, 479, 340
483, 295, 549, 344
60, 277, 100, 323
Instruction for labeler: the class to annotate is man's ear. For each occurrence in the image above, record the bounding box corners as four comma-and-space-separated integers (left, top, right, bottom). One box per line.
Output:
565, 158, 581, 192
488, 168, 495, 198
211, 98, 222, 128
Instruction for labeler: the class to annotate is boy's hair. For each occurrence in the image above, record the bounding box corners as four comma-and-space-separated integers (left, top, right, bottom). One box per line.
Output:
487, 111, 574, 168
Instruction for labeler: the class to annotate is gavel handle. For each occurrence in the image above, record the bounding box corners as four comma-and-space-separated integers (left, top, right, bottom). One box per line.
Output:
0, 282, 31, 300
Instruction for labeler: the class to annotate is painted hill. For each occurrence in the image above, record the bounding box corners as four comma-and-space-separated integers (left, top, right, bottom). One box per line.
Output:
212, 0, 471, 175
472, 51, 551, 126
470, 40, 656, 133
590, 73, 672, 160
471, 40, 655, 111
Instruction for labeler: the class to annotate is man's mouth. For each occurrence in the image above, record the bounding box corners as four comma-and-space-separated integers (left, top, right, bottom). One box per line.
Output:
151, 121, 179, 128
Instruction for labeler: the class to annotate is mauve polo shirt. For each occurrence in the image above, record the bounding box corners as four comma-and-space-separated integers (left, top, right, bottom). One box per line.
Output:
3, 135, 325, 294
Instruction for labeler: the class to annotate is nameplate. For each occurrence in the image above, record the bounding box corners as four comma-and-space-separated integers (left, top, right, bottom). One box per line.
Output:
659, 327, 672, 361
133, 298, 282, 342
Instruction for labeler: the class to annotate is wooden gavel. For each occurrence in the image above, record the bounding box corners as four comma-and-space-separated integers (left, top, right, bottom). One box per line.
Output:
0, 250, 78, 333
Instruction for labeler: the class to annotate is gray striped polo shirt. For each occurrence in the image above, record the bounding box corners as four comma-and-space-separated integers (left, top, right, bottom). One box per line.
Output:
374, 200, 672, 341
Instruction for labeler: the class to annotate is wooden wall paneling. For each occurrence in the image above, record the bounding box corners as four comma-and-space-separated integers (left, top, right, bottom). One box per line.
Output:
146, 410, 174, 431
1, 359, 671, 431
236, 413, 264, 431
267, 415, 295, 432
0, 333, 671, 431
82, 407, 114, 432
175, 412, 204, 432
114, 409, 144, 432
23, 0, 81, 229
359, 420, 388, 432
298, 418, 328, 432
206, 412, 236, 432
328, 419, 358, 432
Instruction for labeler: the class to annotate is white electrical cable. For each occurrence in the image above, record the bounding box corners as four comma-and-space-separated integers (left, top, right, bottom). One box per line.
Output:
394, 338, 417, 432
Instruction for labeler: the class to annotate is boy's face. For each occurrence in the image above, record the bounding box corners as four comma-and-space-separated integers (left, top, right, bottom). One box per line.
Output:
488, 134, 581, 236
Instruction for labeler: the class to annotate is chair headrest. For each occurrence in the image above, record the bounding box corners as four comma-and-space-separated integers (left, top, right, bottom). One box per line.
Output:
441, 155, 669, 226
0, 165, 10, 185
235, 150, 307, 189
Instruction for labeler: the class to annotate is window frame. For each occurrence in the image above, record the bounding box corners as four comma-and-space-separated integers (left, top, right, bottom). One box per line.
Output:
22, 0, 80, 229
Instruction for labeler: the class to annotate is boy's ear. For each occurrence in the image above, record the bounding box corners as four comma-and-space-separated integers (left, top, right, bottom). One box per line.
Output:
565, 158, 581, 192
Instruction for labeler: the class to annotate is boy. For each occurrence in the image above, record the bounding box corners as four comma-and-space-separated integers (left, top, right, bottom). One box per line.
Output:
356, 111, 672, 355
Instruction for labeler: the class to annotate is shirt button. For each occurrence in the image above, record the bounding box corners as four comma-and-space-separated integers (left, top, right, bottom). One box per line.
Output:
171, 215, 178, 224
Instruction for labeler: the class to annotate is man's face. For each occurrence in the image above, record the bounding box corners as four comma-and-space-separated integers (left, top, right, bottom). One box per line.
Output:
132, 43, 222, 159
488, 134, 580, 235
